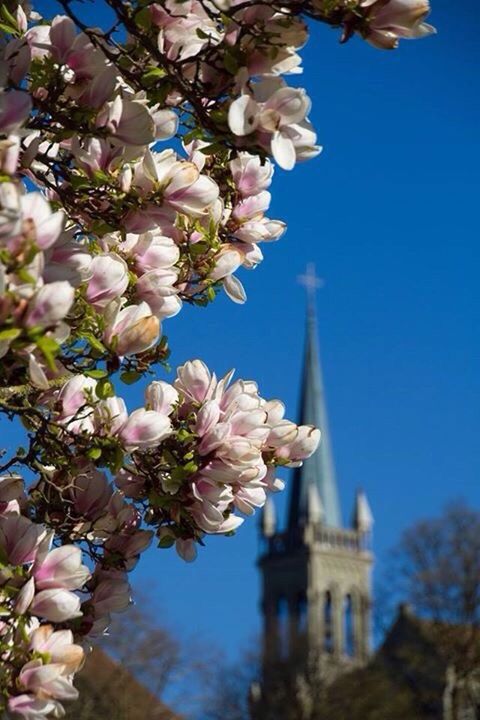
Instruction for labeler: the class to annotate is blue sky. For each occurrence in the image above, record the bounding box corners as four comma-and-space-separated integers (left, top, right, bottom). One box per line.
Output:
11, 0, 480, 698
132, 0, 480, 659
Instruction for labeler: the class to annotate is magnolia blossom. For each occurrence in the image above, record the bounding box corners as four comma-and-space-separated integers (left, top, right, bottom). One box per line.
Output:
362, 0, 435, 49
228, 78, 321, 170
103, 300, 160, 356
0, 0, 434, 712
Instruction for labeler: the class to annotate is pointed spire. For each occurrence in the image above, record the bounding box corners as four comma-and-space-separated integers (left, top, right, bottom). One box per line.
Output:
288, 266, 342, 531
352, 490, 374, 534
261, 496, 276, 538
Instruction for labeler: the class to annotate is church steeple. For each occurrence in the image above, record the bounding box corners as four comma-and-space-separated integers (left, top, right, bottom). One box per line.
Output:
288, 267, 341, 530
253, 272, 374, 720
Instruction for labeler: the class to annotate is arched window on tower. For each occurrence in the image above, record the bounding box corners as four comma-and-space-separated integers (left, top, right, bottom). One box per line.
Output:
324, 591, 333, 654
297, 591, 308, 637
277, 596, 289, 659
343, 594, 354, 657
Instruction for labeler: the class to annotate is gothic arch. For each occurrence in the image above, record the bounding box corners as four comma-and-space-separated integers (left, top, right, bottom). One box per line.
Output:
323, 589, 334, 654
343, 593, 355, 657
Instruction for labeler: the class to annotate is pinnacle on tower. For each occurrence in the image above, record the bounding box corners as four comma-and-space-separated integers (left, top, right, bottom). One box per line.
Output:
352, 490, 374, 534
307, 481, 324, 524
261, 495, 276, 538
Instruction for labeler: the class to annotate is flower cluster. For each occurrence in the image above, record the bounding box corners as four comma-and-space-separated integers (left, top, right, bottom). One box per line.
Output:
0, 0, 434, 715
0, 478, 87, 715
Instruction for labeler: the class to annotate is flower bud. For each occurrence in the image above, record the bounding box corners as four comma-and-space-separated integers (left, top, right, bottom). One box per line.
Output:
104, 302, 160, 356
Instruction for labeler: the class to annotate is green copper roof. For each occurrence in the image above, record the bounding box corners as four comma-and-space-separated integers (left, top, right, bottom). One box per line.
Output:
287, 305, 342, 530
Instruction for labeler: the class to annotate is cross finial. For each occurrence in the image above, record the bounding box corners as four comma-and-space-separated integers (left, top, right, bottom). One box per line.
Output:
298, 263, 323, 308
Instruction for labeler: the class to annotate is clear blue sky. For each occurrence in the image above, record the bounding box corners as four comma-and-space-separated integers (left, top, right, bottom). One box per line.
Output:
15, 0, 480, 692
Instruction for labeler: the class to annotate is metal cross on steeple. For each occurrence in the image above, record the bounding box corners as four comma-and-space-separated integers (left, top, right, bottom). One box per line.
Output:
297, 262, 324, 309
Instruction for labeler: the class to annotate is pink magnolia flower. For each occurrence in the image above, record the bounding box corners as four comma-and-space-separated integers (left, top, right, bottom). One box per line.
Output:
0, 514, 46, 565
14, 577, 35, 615
136, 267, 182, 319
145, 381, 178, 415
70, 468, 113, 520
29, 626, 84, 674
57, 375, 97, 420
228, 78, 321, 170
34, 545, 90, 591
175, 359, 215, 404
18, 659, 79, 701
24, 282, 75, 329
105, 528, 153, 567
209, 247, 243, 282
132, 149, 219, 218
8, 694, 61, 719
90, 570, 131, 618
30, 588, 82, 622
229, 153, 274, 197
195, 400, 221, 436
119, 408, 172, 451
0, 474, 24, 514
175, 538, 197, 562
115, 468, 146, 499
153, 3, 224, 61
18, 192, 64, 251
43, 230, 93, 287
363, 0, 435, 49
85, 252, 129, 310
97, 96, 155, 146
48, 15, 109, 83
2, 37, 31, 85
0, 89, 32, 134
123, 231, 180, 273
94, 396, 128, 436
103, 301, 160, 356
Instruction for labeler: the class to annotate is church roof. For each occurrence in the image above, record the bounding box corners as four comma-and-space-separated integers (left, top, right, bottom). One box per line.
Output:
66, 646, 180, 720
287, 302, 342, 530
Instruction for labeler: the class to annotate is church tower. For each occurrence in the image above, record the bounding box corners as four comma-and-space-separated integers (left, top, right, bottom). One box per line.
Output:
252, 270, 374, 719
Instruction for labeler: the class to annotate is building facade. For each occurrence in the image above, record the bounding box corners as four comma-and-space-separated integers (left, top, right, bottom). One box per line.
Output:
252, 302, 374, 719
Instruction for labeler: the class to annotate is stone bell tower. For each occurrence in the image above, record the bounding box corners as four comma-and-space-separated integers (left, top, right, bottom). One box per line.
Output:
251, 267, 374, 720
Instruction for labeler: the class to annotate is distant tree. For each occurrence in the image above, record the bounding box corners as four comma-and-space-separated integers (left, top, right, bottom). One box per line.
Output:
392, 502, 480, 626
387, 502, 480, 718
200, 643, 259, 720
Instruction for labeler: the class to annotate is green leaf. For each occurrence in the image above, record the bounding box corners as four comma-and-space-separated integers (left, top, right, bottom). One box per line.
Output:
190, 241, 209, 257
223, 51, 239, 75
85, 369, 109, 379
0, 327, 21, 342
110, 446, 124, 474
36, 335, 59, 372
87, 447, 102, 460
200, 142, 226, 155
0, 22, 18, 36
142, 66, 167, 83
96, 379, 115, 399
120, 370, 141, 385
158, 535, 175, 549
83, 333, 107, 355
183, 460, 198, 475
177, 429, 193, 443
0, 5, 19, 29
135, 6, 152, 30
